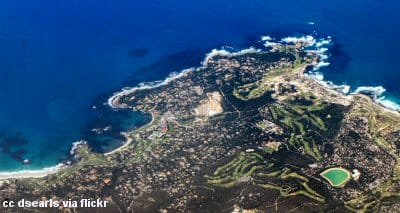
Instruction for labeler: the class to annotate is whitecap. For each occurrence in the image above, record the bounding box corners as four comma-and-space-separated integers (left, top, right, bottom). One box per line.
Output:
108, 47, 260, 109
351, 86, 400, 111
375, 96, 400, 111
108, 34, 400, 115
0, 163, 66, 180
107, 67, 196, 108
316, 39, 332, 47
314, 61, 330, 70
306, 72, 324, 81
305, 72, 350, 94
352, 86, 386, 97
281, 35, 316, 46
70, 140, 87, 156
264, 41, 280, 47
202, 47, 260, 65
261, 35, 272, 41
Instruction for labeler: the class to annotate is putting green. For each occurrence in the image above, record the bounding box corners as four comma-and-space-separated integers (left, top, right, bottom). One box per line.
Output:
320, 168, 351, 187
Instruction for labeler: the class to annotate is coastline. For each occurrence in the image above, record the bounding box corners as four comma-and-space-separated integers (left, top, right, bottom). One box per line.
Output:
0, 112, 155, 180
103, 132, 134, 156
106, 47, 261, 110
1, 34, 399, 181
350, 93, 400, 116
104, 110, 155, 156
107, 68, 196, 109
0, 163, 65, 180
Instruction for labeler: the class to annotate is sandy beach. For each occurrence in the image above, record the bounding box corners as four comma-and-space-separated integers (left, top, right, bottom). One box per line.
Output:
0, 165, 64, 180
104, 132, 134, 156
1, 39, 399, 181
104, 111, 155, 156
0, 111, 155, 180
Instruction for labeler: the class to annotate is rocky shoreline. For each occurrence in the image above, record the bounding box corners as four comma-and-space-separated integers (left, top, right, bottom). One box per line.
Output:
1, 36, 400, 212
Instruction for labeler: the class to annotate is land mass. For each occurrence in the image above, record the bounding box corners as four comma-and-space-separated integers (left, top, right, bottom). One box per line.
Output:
1, 38, 400, 212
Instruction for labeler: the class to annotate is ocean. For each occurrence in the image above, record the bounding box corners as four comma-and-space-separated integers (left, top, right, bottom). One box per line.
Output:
0, 0, 399, 172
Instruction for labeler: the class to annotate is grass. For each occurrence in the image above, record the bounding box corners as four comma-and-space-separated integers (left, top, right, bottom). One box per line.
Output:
205, 152, 265, 187
350, 95, 400, 178
267, 98, 331, 161
256, 172, 324, 203
287, 182, 325, 203
345, 180, 400, 212
206, 152, 325, 203
232, 50, 308, 101
280, 168, 309, 182
42, 145, 114, 184
343, 95, 400, 212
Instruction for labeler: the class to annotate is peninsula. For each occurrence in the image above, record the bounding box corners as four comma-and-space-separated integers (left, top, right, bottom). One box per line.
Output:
1, 37, 400, 213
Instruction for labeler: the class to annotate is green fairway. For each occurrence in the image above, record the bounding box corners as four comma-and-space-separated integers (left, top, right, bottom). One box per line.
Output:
320, 168, 351, 187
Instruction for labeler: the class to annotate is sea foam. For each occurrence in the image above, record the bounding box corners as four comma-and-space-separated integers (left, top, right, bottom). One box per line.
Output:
295, 35, 400, 111
261, 35, 272, 41
108, 47, 260, 109
291, 35, 352, 95
0, 163, 66, 179
281, 35, 316, 46
305, 72, 350, 94
352, 86, 386, 97
108, 34, 338, 110
375, 96, 400, 111
351, 86, 400, 111
0, 140, 90, 179
202, 47, 260, 65
260, 36, 279, 47
5, 34, 400, 178
108, 34, 400, 114
70, 140, 87, 158
107, 67, 196, 108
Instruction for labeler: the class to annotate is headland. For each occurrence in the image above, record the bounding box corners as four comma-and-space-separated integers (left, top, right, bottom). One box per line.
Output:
1, 35, 400, 212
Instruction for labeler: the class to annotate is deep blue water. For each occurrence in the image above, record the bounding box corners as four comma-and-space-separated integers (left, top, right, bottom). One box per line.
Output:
0, 0, 399, 172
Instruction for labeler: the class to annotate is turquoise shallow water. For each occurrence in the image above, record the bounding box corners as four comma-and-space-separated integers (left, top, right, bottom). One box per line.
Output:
0, 0, 399, 172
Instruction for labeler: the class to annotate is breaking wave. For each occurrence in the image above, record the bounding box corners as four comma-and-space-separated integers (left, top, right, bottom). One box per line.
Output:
375, 96, 400, 111
260, 34, 400, 111
0, 163, 66, 180
0, 140, 89, 179
108, 34, 336, 111
352, 86, 400, 111
108, 33, 400, 113
352, 86, 386, 97
107, 67, 196, 108
70, 140, 87, 159
281, 35, 316, 46
305, 72, 351, 94
202, 47, 260, 66
4, 33, 399, 178
108, 47, 261, 109
109, 34, 400, 112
